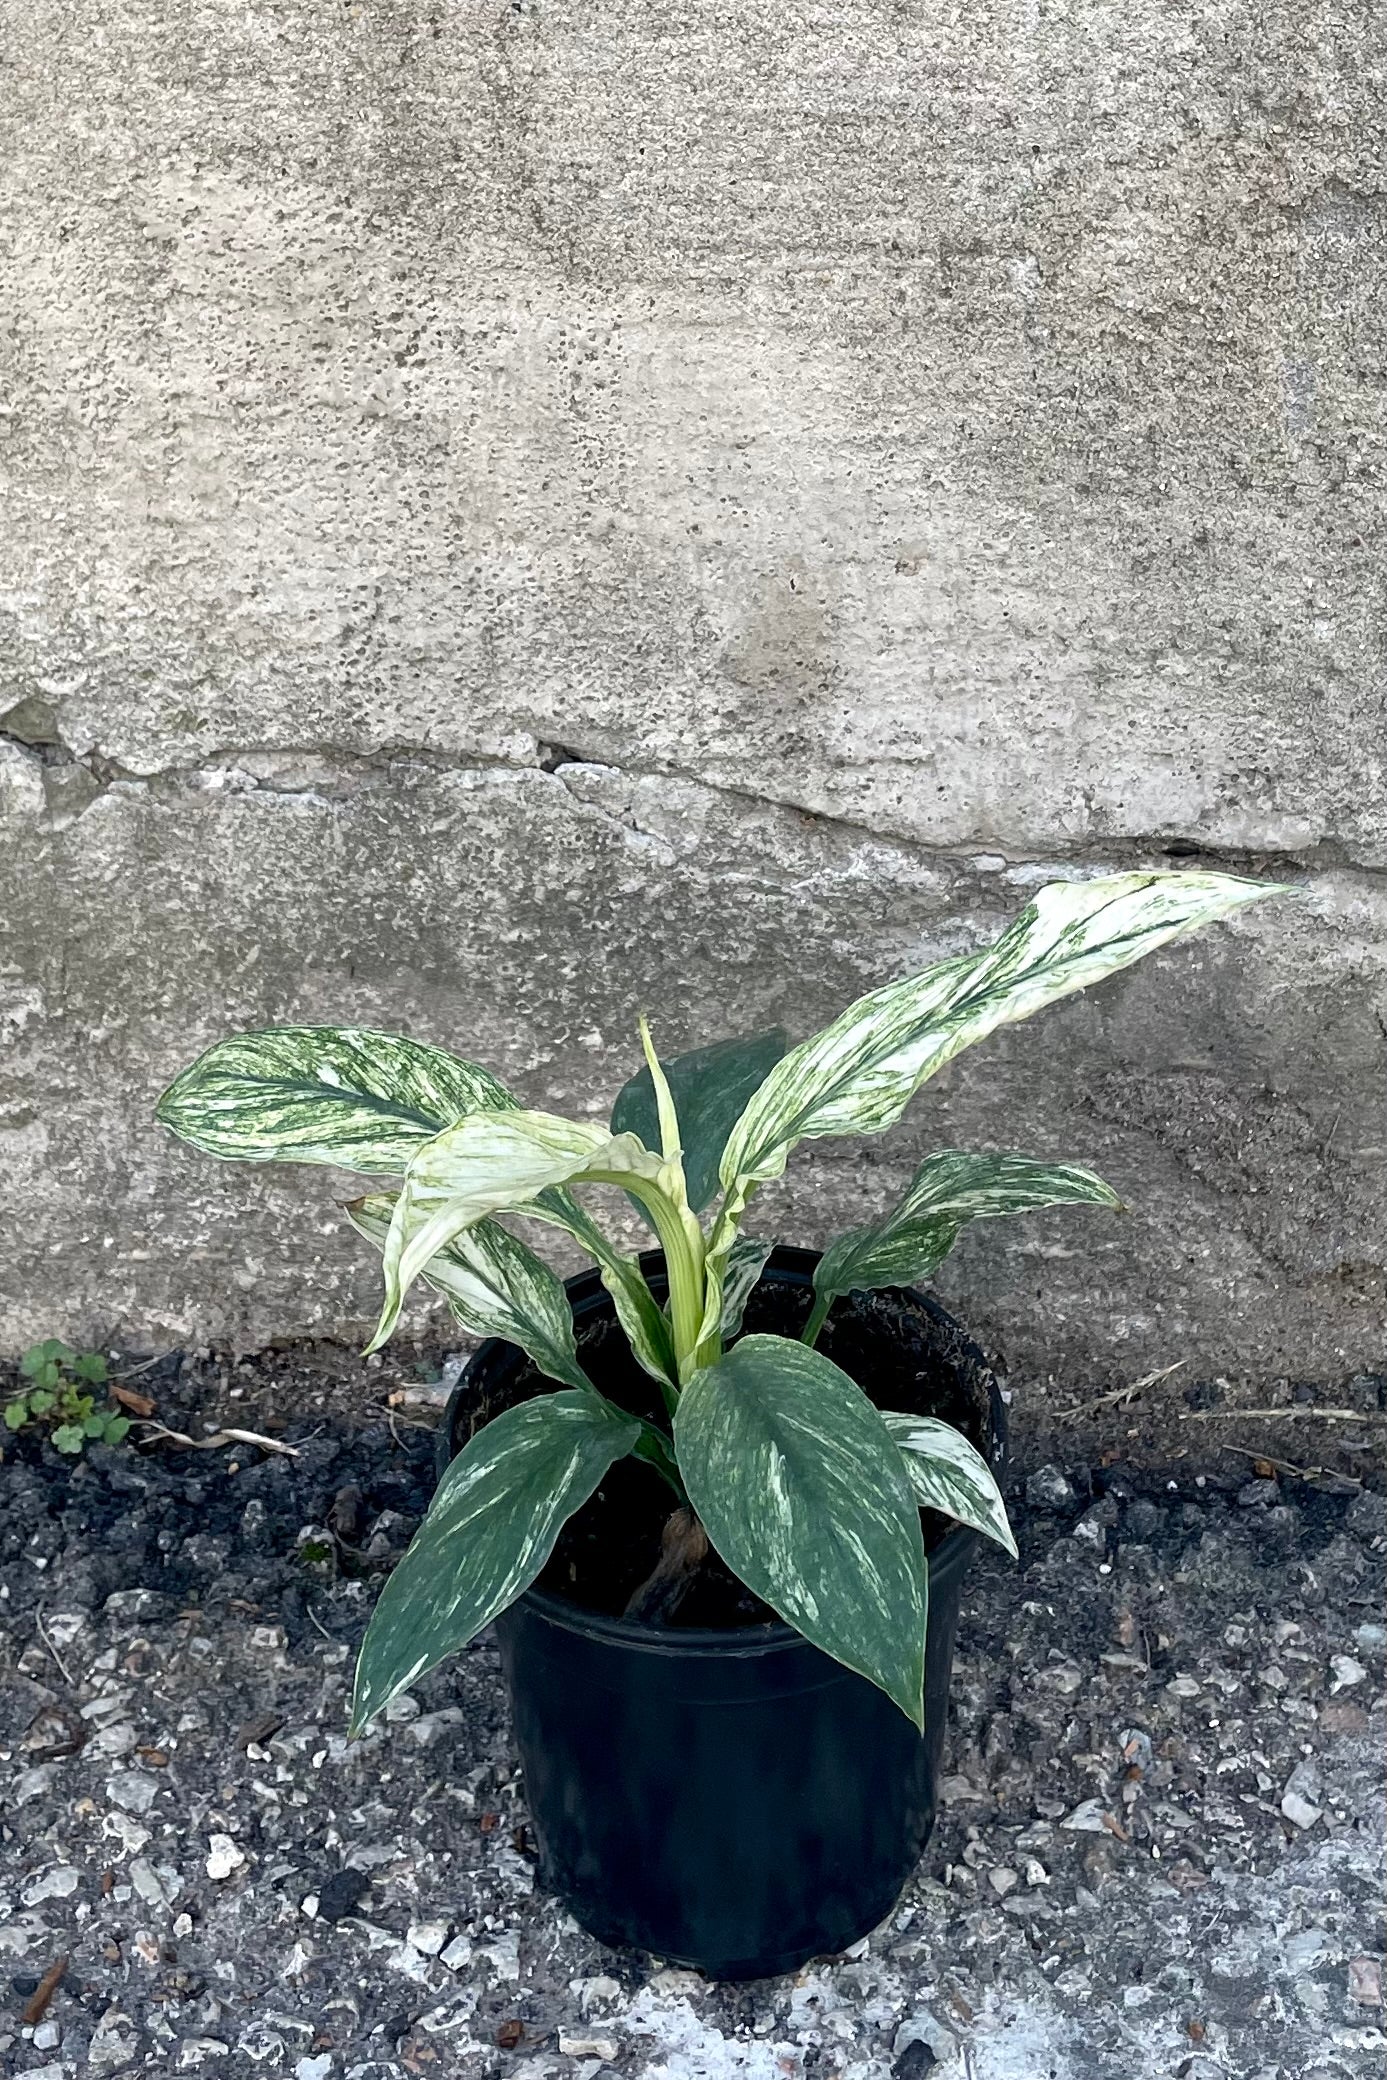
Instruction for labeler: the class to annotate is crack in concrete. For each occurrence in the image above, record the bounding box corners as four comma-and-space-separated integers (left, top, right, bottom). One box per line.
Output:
3, 727, 1383, 884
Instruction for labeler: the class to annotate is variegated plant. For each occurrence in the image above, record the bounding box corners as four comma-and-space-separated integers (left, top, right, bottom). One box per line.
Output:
156, 870, 1280, 1730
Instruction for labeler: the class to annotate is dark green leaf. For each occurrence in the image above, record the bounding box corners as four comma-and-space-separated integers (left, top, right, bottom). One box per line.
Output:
611, 1028, 789, 1212
350, 1390, 639, 1731
72, 1353, 108, 1383
4, 1400, 29, 1431
675, 1335, 926, 1725
26, 1389, 55, 1415
82, 1413, 107, 1437
102, 1415, 132, 1444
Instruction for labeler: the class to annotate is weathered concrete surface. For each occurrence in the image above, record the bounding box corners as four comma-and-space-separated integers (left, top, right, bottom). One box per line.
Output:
1, 2, 1384, 1365
1, 746, 1383, 1379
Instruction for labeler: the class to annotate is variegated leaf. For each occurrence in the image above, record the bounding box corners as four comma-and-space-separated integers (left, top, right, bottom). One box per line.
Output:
811, 1151, 1120, 1321
347, 1195, 591, 1394
156, 1026, 515, 1173
530, 1191, 678, 1396
718, 1234, 773, 1342
883, 1411, 1017, 1558
711, 874, 1278, 1281
611, 1027, 790, 1212
367, 1110, 673, 1352
675, 1335, 927, 1725
350, 1390, 639, 1730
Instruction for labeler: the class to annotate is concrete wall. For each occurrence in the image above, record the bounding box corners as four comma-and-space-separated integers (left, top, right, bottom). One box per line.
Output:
2, 2, 1383, 1382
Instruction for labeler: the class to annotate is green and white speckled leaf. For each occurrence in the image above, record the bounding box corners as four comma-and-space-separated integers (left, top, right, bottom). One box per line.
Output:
530, 1192, 678, 1394
675, 1334, 927, 1725
368, 1111, 672, 1352
350, 1390, 639, 1731
718, 1234, 773, 1342
156, 1026, 515, 1174
883, 1411, 1017, 1558
710, 874, 1278, 1286
610, 1027, 790, 1212
812, 1151, 1121, 1316
347, 1195, 590, 1394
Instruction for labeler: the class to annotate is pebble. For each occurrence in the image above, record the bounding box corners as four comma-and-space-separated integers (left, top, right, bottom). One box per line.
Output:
206, 1833, 247, 1879
32, 2019, 61, 2050
1348, 1959, 1383, 2007
406, 1920, 450, 1956
440, 1935, 474, 1971
21, 1868, 79, 1906
559, 2035, 620, 2060
988, 1867, 1019, 1897
295, 2057, 335, 2080
1280, 1788, 1323, 1831
89, 2009, 140, 2070
1329, 1655, 1367, 1691
1353, 1622, 1387, 1659
107, 1769, 160, 1815
1025, 1465, 1075, 1510
1236, 1479, 1280, 1508
1061, 1800, 1112, 1833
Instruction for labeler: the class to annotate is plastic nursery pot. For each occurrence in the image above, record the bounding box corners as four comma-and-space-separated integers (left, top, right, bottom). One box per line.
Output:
439, 1246, 1006, 1981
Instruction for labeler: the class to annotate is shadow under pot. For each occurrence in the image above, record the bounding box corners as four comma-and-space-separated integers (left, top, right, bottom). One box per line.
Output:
438, 1245, 1006, 1981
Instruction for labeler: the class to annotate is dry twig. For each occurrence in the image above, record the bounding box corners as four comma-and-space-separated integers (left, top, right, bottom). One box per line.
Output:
137, 1422, 299, 1457
1057, 1360, 1187, 1422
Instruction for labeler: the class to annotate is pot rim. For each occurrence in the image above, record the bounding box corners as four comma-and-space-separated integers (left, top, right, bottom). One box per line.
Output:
440, 1243, 1007, 1658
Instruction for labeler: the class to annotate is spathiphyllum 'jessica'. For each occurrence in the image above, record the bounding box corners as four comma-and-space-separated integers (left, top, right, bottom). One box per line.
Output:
156, 869, 1280, 1730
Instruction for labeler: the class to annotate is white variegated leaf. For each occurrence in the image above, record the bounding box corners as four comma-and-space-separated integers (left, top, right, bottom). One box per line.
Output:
883, 1411, 1017, 1559
367, 1110, 673, 1352
718, 1234, 773, 1342
347, 1194, 591, 1394
350, 1390, 639, 1730
529, 1191, 678, 1394
675, 1335, 927, 1724
156, 1026, 515, 1173
812, 1151, 1120, 1316
710, 874, 1279, 1290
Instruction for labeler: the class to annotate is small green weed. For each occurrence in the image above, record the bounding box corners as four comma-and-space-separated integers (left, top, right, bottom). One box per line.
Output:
6, 1340, 131, 1455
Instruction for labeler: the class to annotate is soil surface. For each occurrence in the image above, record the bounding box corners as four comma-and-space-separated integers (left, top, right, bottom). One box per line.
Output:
1, 1336, 1384, 2080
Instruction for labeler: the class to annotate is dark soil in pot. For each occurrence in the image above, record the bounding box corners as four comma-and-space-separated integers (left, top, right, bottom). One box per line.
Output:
444, 1248, 1001, 1629
441, 1247, 1005, 1980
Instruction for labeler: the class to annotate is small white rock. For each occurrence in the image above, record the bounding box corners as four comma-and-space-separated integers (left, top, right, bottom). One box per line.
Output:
173, 1912, 194, 1939
295, 2057, 335, 2080
129, 1859, 167, 1906
1061, 1799, 1112, 1834
440, 1934, 474, 1971
206, 1832, 246, 1880
32, 2019, 61, 2050
22, 1867, 80, 1905
559, 2036, 620, 2061
107, 1769, 159, 1816
1165, 1674, 1202, 1699
1330, 1654, 1367, 1692
407, 1921, 449, 1957
988, 1866, 1019, 1897
1281, 1789, 1323, 1830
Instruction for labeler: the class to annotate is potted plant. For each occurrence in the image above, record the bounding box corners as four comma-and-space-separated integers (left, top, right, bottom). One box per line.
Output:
156, 869, 1278, 1976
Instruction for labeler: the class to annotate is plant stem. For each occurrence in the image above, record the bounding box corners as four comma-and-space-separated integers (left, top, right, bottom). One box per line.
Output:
801, 1291, 831, 1349
618, 1177, 706, 1384
632, 1420, 686, 1499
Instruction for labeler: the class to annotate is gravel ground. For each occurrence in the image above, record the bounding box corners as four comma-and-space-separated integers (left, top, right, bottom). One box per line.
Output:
1, 1344, 1384, 2080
